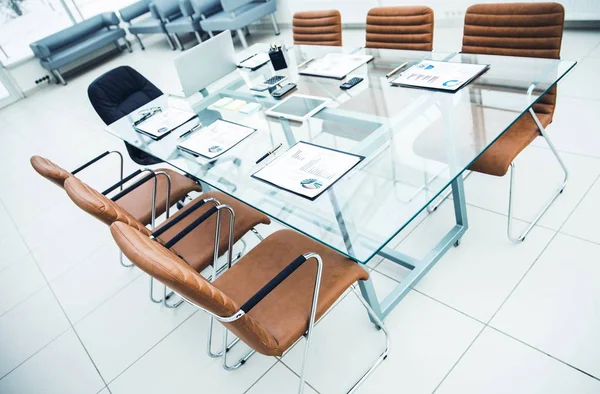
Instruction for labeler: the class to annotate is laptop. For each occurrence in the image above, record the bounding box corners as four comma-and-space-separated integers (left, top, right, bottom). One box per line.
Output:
172, 30, 237, 97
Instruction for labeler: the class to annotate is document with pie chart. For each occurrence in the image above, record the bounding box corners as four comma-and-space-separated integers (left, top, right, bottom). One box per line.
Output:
391, 60, 489, 92
252, 141, 364, 200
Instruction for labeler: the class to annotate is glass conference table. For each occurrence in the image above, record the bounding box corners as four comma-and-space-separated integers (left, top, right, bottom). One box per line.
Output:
106, 44, 576, 321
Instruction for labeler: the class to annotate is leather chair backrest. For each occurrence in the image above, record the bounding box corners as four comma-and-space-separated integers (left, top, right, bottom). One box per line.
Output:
293, 10, 342, 47
191, 0, 222, 16
110, 221, 282, 356
87, 66, 163, 165
64, 177, 151, 235
88, 65, 162, 125
152, 0, 182, 19
220, 0, 256, 14
31, 13, 119, 54
366, 6, 434, 51
30, 155, 72, 188
462, 2, 564, 117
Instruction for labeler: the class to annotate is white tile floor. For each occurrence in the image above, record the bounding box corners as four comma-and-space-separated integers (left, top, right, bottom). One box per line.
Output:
1, 25, 600, 394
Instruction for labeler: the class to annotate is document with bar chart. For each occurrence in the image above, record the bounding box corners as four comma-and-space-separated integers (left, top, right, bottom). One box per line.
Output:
252, 141, 364, 200
391, 60, 489, 92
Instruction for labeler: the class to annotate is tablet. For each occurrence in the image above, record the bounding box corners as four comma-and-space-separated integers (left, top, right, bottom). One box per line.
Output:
265, 94, 329, 122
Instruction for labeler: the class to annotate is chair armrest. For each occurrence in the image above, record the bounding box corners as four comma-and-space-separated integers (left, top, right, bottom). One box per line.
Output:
179, 0, 194, 17
239, 253, 321, 314
101, 12, 121, 27
163, 205, 219, 248
119, 0, 150, 22
151, 197, 219, 239
29, 42, 51, 59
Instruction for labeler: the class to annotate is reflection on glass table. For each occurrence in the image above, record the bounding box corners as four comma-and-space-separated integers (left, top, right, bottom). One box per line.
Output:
105, 44, 576, 319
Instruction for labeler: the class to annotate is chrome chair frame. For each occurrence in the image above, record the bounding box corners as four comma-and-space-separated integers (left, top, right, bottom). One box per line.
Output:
507, 85, 568, 242
106, 168, 172, 270
190, 204, 389, 393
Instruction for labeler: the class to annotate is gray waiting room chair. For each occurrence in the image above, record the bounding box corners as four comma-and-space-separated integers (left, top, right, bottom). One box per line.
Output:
118, 0, 176, 50
200, 0, 279, 48
164, 0, 223, 50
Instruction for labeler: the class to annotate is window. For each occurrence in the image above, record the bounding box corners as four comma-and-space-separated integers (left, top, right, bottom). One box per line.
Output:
0, 0, 75, 64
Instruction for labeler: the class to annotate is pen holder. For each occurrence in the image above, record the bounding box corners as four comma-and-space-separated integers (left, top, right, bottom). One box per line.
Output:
268, 45, 287, 71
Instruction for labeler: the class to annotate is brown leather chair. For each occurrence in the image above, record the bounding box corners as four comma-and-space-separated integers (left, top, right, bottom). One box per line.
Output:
63, 176, 270, 306
462, 2, 567, 242
365, 6, 434, 51
293, 10, 342, 46
30, 153, 202, 267
110, 219, 389, 392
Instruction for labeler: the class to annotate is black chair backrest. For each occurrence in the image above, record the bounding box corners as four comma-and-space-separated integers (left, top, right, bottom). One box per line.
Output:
88, 66, 163, 165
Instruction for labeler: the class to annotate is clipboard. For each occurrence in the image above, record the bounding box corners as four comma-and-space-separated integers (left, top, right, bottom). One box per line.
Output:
252, 141, 364, 201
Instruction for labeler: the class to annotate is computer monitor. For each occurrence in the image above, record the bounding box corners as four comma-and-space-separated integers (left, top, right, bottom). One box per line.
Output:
173, 30, 237, 97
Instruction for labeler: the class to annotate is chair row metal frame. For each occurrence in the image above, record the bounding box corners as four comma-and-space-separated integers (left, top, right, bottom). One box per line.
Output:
150, 199, 389, 393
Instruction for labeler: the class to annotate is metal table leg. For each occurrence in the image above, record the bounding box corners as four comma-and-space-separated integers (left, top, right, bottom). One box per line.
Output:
371, 175, 468, 320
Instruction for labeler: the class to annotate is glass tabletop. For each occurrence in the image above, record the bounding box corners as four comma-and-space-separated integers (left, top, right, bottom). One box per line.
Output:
105, 44, 576, 264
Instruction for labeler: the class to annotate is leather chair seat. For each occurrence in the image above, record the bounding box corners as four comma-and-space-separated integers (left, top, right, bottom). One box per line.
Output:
111, 222, 368, 357
65, 175, 270, 273
213, 229, 368, 355
293, 10, 342, 46
116, 168, 201, 225
153, 191, 271, 272
127, 15, 165, 35
468, 112, 551, 177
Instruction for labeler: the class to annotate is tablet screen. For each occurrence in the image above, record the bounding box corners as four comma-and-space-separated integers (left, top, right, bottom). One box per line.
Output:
268, 96, 328, 117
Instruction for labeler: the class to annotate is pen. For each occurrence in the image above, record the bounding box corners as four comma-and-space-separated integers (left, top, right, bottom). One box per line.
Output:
179, 122, 203, 139
386, 62, 408, 79
297, 57, 315, 69
255, 143, 282, 164
133, 108, 161, 126
238, 53, 256, 65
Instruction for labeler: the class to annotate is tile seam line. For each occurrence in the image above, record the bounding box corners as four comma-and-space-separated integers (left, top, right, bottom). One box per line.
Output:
486, 171, 600, 325
241, 361, 286, 394
105, 309, 199, 386
487, 326, 600, 382
431, 157, 600, 392
0, 199, 111, 389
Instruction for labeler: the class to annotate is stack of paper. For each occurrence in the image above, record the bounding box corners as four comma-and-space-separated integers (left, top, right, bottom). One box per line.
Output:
299, 54, 373, 79
134, 108, 196, 140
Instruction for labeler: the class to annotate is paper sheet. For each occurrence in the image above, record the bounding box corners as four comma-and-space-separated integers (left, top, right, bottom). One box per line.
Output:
177, 119, 255, 159
391, 60, 489, 91
299, 54, 373, 79
252, 142, 363, 200
134, 108, 196, 139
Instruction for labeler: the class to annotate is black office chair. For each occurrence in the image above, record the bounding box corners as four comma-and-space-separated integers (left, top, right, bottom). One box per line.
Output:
88, 66, 163, 165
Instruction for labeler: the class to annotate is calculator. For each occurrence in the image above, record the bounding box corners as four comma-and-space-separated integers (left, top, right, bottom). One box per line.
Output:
250, 75, 288, 92
340, 77, 364, 90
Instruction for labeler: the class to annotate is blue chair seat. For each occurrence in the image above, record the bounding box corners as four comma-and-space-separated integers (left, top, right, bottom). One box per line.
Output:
41, 28, 125, 70
200, 0, 275, 31
128, 15, 165, 35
